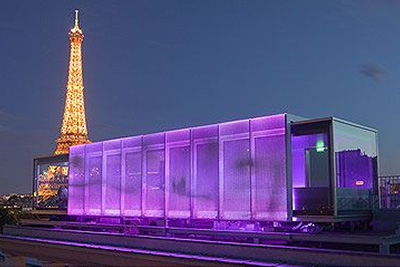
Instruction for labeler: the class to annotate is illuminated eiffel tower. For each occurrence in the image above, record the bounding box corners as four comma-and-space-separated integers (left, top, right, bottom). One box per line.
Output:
55, 10, 90, 155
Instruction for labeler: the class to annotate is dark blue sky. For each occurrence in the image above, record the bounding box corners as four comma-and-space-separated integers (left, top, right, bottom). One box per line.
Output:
1, 0, 400, 194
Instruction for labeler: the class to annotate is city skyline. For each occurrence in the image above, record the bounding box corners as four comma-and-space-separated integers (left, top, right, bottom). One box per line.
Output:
1, 0, 400, 194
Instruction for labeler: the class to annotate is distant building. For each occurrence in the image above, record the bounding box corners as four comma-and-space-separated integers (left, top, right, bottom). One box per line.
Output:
0, 194, 33, 211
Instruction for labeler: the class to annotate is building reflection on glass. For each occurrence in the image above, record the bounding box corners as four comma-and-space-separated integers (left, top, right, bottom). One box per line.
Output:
37, 165, 68, 208
34, 155, 69, 210
336, 149, 377, 189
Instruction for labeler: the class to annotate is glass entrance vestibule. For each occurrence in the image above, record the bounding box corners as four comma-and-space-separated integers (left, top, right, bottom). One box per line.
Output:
291, 117, 378, 220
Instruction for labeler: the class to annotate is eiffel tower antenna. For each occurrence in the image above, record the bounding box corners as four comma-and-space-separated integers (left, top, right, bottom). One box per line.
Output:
55, 10, 90, 155
75, 9, 79, 28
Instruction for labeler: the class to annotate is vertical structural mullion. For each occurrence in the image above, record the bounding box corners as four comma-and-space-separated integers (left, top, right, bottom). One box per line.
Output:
82, 148, 86, 216
330, 120, 337, 217
285, 114, 293, 221
192, 136, 197, 220
84, 146, 89, 215
143, 136, 148, 218
121, 142, 125, 216
101, 142, 106, 216
119, 139, 124, 217
190, 129, 193, 220
249, 119, 255, 221
141, 136, 145, 218
164, 133, 168, 224
218, 124, 223, 221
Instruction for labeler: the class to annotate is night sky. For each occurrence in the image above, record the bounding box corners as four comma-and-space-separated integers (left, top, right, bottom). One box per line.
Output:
1, 0, 400, 194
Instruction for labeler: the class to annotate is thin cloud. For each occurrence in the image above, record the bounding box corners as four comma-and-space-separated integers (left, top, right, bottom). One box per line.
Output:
0, 110, 16, 132
141, 37, 183, 49
0, 110, 15, 121
0, 125, 10, 132
326, 0, 400, 26
353, 0, 400, 11
358, 63, 385, 82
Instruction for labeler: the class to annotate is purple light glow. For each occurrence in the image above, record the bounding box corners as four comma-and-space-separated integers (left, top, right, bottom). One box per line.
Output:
192, 125, 219, 219
220, 120, 251, 220
143, 133, 165, 218
166, 129, 191, 218
68, 145, 85, 215
122, 136, 142, 217
252, 117, 287, 220
85, 142, 103, 215
291, 124, 332, 213
68, 114, 288, 221
291, 133, 329, 189
104, 139, 122, 216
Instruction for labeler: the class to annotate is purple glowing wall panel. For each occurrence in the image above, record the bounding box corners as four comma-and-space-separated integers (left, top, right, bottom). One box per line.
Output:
68, 145, 85, 215
251, 114, 286, 132
143, 133, 165, 217
220, 120, 251, 220
84, 143, 103, 215
104, 153, 121, 215
68, 113, 289, 221
123, 151, 142, 215
85, 155, 102, 215
192, 125, 219, 219
166, 130, 191, 218
251, 115, 287, 220
104, 140, 122, 216
122, 136, 142, 216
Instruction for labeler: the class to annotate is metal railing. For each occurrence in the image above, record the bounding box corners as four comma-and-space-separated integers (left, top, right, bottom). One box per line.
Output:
379, 175, 400, 209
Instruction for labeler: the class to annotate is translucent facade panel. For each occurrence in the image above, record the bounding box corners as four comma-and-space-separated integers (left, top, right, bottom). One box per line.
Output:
85, 153, 102, 215
123, 150, 142, 216
166, 130, 191, 218
68, 145, 85, 215
167, 129, 190, 143
251, 114, 287, 132
104, 152, 121, 216
192, 125, 219, 219
192, 124, 219, 139
194, 143, 219, 218
167, 146, 191, 218
68, 114, 293, 220
143, 133, 165, 217
122, 136, 143, 216
253, 136, 286, 220
104, 139, 122, 151
220, 120, 249, 135
122, 136, 142, 149
144, 132, 164, 146
86, 142, 102, 154
251, 115, 287, 220
220, 121, 251, 220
